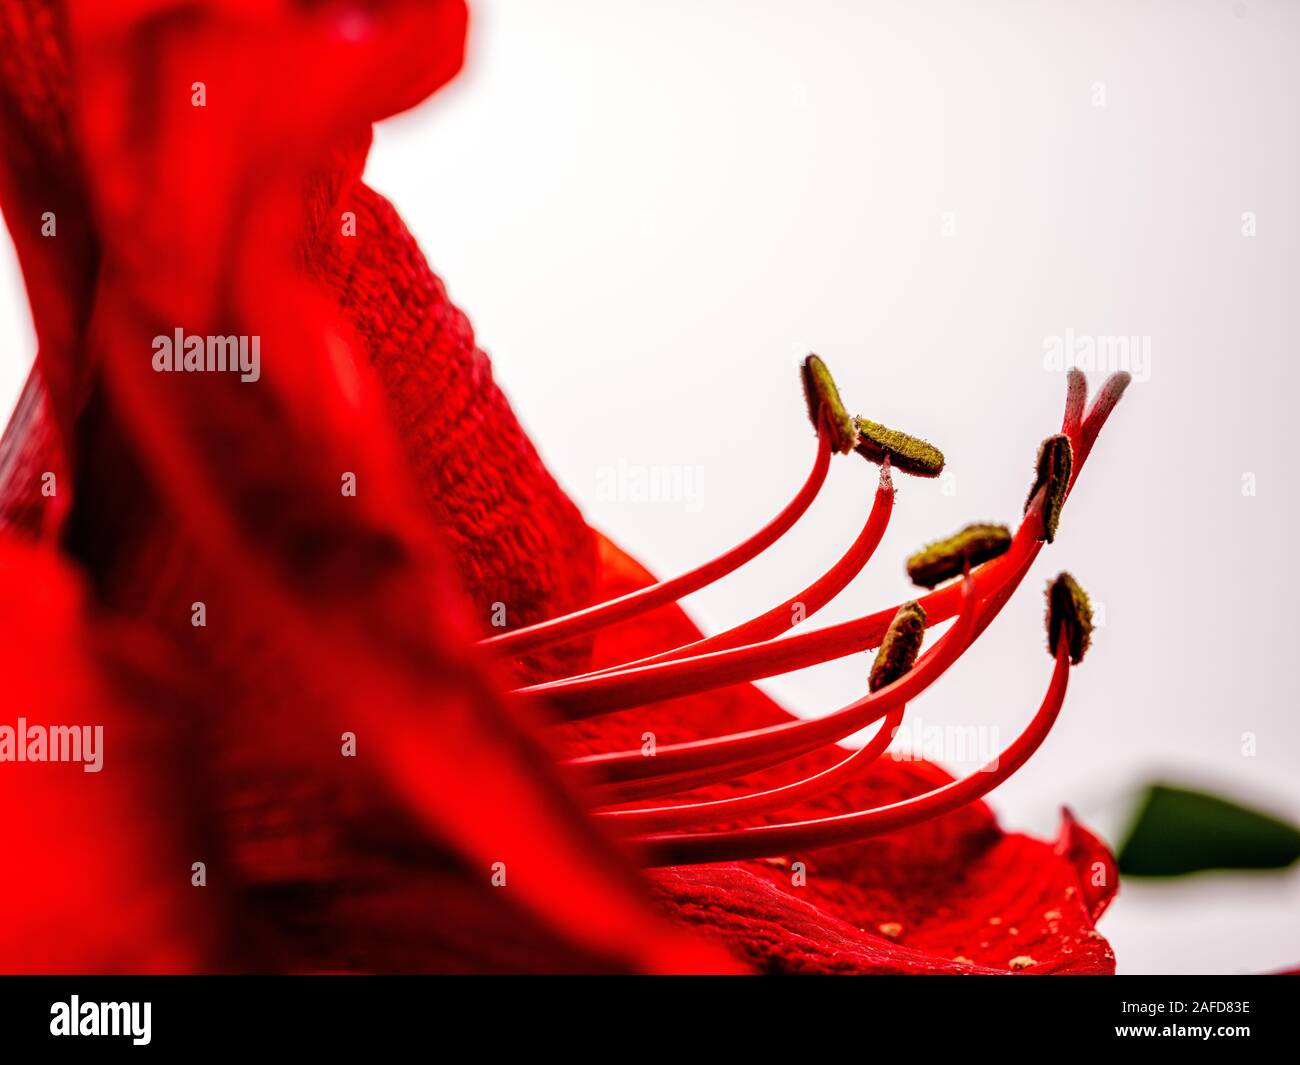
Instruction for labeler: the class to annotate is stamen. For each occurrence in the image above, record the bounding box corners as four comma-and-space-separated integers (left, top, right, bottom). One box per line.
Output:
633, 642, 1072, 866
563, 370, 1128, 806
480, 422, 833, 657
596, 601, 935, 830
586, 547, 1037, 806
801, 354, 858, 454
596, 705, 905, 833
567, 576, 981, 788
1046, 572, 1093, 664
525, 514, 1037, 722
527, 370, 1127, 731
573, 462, 895, 679
869, 601, 926, 692
1024, 434, 1072, 544
854, 417, 945, 477
905, 523, 1012, 589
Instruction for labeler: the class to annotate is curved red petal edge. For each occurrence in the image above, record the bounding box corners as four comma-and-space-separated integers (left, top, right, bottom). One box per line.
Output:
1054, 805, 1120, 924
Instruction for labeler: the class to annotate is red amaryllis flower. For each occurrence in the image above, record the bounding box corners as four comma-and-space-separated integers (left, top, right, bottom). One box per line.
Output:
0, 0, 1127, 974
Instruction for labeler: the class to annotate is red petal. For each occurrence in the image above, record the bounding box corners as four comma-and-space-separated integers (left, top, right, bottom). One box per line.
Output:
1055, 806, 1120, 923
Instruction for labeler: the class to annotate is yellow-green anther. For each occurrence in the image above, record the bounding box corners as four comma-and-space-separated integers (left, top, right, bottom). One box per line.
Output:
1046, 572, 1092, 664
801, 354, 858, 454
869, 601, 927, 691
1024, 433, 1073, 543
853, 417, 945, 478
905, 523, 1012, 589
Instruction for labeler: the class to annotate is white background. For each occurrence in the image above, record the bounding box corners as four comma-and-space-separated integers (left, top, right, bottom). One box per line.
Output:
3, 0, 1298, 974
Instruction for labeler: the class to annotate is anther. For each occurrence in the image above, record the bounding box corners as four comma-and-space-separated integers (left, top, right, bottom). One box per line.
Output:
906, 523, 1012, 589
854, 417, 945, 477
869, 601, 927, 691
801, 354, 858, 454
1025, 434, 1072, 543
1046, 572, 1092, 664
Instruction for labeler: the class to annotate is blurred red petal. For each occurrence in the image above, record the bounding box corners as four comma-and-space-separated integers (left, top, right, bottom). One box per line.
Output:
0, 540, 205, 972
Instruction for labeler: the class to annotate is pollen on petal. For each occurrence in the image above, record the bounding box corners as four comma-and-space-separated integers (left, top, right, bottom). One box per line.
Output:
1025, 433, 1073, 543
853, 417, 945, 477
1008, 955, 1037, 971
877, 922, 904, 940
800, 354, 858, 454
906, 523, 1012, 589
869, 601, 927, 691
1046, 572, 1093, 664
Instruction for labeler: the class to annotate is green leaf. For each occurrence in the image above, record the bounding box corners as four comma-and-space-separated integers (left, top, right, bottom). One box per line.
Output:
1117, 782, 1300, 877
